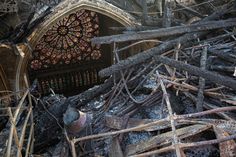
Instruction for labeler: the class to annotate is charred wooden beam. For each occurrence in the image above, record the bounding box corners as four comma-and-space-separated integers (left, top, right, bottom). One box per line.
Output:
208, 48, 236, 63
176, 2, 205, 18
162, 0, 171, 27
69, 78, 113, 107
210, 65, 235, 72
142, 0, 148, 24
126, 124, 211, 156
98, 3, 233, 78
155, 56, 236, 90
203, 32, 236, 43
109, 26, 160, 32
196, 46, 208, 112
92, 18, 236, 44
109, 137, 124, 157
34, 78, 113, 151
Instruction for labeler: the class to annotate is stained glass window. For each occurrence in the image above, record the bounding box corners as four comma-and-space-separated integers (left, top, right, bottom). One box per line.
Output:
30, 9, 101, 70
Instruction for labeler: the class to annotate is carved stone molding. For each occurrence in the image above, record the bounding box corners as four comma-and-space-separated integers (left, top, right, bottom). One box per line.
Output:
15, 0, 139, 91
27, 0, 139, 48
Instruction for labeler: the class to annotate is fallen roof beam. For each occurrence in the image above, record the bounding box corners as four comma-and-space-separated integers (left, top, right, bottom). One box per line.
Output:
92, 18, 236, 44
155, 56, 236, 90
98, 3, 233, 77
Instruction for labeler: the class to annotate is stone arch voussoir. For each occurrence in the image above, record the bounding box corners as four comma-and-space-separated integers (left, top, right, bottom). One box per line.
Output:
15, 0, 139, 91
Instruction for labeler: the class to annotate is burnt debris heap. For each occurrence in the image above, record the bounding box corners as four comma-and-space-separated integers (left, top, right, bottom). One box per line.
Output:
1, 0, 236, 157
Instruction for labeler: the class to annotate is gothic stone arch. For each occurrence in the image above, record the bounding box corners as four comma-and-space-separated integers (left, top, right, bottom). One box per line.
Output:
15, 0, 139, 93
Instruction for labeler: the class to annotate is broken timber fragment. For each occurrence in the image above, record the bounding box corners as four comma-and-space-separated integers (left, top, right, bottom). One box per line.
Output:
33, 78, 113, 151
92, 18, 236, 44
98, 3, 232, 77
196, 45, 207, 112
98, 33, 197, 77
51, 140, 69, 157
99, 6, 231, 77
108, 137, 124, 157
199, 119, 236, 134
210, 66, 235, 73
105, 115, 169, 131
213, 126, 236, 157
105, 115, 236, 133
125, 124, 211, 156
176, 2, 205, 18
141, 0, 148, 24
155, 56, 236, 90
208, 48, 236, 63
69, 77, 113, 106
183, 92, 235, 121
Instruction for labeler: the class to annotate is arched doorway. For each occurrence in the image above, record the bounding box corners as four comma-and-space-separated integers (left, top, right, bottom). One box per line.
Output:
15, 0, 139, 95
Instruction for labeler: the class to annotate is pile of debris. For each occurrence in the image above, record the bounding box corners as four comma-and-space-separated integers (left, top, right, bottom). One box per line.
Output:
1, 0, 236, 157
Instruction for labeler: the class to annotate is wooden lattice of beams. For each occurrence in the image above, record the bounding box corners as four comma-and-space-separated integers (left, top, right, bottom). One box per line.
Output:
0, 0, 18, 13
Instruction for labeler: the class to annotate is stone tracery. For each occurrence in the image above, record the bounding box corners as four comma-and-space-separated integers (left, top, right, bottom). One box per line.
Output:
30, 9, 101, 70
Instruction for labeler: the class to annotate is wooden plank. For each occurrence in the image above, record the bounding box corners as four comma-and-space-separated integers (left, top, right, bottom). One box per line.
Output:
162, 0, 171, 27
155, 56, 236, 90
213, 126, 236, 157
125, 124, 211, 156
0, 64, 11, 103
0, 64, 9, 92
92, 18, 236, 44
105, 115, 170, 132
108, 137, 124, 157
97, 3, 232, 77
196, 45, 207, 111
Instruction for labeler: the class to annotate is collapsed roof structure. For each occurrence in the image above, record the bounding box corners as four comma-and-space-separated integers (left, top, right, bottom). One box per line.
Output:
0, 0, 236, 156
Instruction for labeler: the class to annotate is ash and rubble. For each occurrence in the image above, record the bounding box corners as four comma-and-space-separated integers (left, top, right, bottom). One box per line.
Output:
1, 0, 236, 157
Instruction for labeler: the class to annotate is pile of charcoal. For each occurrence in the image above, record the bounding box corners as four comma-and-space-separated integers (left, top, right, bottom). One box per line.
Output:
1, 0, 236, 157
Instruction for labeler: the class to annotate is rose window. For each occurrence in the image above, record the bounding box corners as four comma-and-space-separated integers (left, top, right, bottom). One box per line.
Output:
30, 10, 101, 70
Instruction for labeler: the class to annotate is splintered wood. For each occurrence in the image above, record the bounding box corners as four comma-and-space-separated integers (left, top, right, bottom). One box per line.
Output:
0, 79, 34, 157
0, 0, 236, 157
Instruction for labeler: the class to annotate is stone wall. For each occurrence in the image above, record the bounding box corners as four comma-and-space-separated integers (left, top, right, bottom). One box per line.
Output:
0, 45, 17, 91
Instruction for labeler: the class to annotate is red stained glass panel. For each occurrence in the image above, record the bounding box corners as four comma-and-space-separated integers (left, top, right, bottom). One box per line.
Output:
30, 10, 101, 70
